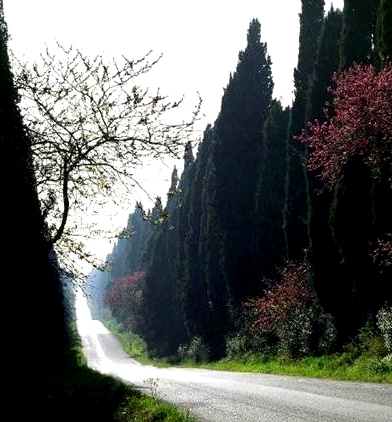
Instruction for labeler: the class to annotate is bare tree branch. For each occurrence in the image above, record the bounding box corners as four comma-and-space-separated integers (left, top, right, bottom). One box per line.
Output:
11, 43, 201, 274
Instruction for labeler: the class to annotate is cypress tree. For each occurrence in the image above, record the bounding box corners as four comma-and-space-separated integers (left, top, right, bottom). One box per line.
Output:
375, 0, 392, 64
109, 204, 152, 281
179, 127, 214, 344
328, 158, 375, 341
301, 7, 346, 329
331, 0, 392, 343
141, 144, 196, 357
142, 205, 181, 356
339, 0, 380, 69
253, 100, 290, 281
284, 0, 325, 261
199, 145, 228, 359
306, 6, 343, 122
212, 18, 273, 311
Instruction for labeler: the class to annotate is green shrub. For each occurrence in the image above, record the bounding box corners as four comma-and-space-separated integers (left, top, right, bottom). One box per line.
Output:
245, 262, 337, 359
225, 334, 248, 359
366, 357, 392, 376
376, 305, 392, 353
178, 336, 210, 363
276, 306, 313, 357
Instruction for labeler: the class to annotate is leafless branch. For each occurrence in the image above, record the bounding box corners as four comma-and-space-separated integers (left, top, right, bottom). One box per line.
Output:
11, 43, 202, 275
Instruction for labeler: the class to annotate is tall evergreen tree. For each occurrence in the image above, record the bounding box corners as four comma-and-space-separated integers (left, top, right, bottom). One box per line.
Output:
142, 189, 182, 357
194, 129, 230, 359
141, 144, 196, 357
304, 7, 344, 319
329, 0, 392, 342
109, 204, 152, 281
306, 6, 343, 122
212, 19, 273, 312
375, 0, 392, 64
284, 0, 325, 260
179, 127, 214, 344
253, 100, 290, 281
339, 0, 380, 69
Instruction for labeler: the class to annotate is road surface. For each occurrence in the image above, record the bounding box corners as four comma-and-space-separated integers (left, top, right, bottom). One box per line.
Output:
75, 293, 392, 422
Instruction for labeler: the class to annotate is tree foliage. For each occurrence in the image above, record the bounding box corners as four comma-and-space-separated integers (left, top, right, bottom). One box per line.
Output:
284, 0, 325, 261
99, 3, 392, 361
12, 43, 201, 269
300, 63, 392, 190
339, 0, 380, 69
213, 18, 273, 306
375, 0, 392, 62
105, 271, 145, 332
245, 263, 316, 333
245, 262, 336, 357
1, 2, 72, 414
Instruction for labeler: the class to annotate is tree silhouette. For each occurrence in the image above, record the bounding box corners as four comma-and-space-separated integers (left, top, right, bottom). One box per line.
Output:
12, 43, 201, 271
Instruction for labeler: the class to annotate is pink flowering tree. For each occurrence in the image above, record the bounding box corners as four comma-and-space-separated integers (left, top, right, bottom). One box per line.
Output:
298, 63, 392, 191
299, 63, 392, 267
105, 271, 145, 332
245, 263, 336, 357
245, 264, 315, 333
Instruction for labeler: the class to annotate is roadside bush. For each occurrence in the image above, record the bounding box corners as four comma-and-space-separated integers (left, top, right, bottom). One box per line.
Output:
225, 334, 248, 359
365, 356, 392, 376
376, 305, 392, 353
178, 336, 210, 363
357, 317, 387, 356
317, 312, 337, 354
275, 305, 314, 357
225, 306, 277, 359
245, 262, 337, 358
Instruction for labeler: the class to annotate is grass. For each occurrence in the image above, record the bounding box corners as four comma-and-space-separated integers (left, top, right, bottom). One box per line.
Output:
103, 318, 391, 383
102, 318, 173, 367
197, 352, 392, 383
95, 318, 392, 395
104, 319, 392, 383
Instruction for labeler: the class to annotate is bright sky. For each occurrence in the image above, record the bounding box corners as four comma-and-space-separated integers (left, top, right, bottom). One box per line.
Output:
3, 0, 344, 262
4, 0, 343, 128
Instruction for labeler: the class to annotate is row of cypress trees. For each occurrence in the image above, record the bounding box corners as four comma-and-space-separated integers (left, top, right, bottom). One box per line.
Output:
101, 0, 392, 360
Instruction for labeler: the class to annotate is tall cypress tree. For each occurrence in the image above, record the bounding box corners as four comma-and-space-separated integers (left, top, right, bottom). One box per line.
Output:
304, 7, 345, 325
199, 145, 228, 359
284, 0, 325, 261
179, 127, 214, 344
306, 6, 343, 122
212, 18, 273, 311
375, 0, 392, 64
340, 0, 380, 69
141, 144, 196, 357
253, 100, 290, 281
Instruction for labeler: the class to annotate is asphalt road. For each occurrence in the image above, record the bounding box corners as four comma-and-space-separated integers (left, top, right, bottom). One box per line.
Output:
76, 293, 392, 422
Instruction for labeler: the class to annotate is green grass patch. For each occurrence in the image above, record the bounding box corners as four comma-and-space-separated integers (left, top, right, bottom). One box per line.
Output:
101, 318, 174, 367
101, 318, 391, 383
114, 394, 195, 422
197, 352, 392, 383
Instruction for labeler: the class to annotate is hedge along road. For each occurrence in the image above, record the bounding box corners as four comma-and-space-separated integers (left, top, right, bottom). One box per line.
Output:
75, 292, 392, 422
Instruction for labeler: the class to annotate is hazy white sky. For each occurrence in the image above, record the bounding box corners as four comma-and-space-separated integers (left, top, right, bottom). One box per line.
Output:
3, 0, 344, 260
4, 0, 343, 128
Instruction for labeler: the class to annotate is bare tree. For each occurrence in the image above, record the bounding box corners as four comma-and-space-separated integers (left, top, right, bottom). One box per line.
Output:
12, 43, 201, 271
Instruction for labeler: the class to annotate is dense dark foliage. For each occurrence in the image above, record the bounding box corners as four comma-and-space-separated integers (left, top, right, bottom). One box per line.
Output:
90, 1, 392, 362
1, 1, 73, 416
